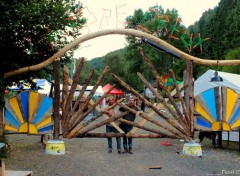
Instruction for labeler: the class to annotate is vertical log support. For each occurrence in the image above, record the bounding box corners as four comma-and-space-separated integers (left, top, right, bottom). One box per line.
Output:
0, 107, 3, 135
0, 77, 5, 135
53, 59, 60, 139
62, 65, 70, 110
184, 60, 195, 136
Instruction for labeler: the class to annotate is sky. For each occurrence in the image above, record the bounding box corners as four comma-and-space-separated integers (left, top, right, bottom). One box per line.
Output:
74, 0, 220, 60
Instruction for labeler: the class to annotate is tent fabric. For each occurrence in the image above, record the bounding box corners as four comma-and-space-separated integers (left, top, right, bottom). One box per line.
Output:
194, 69, 240, 96
103, 84, 124, 95
85, 86, 104, 97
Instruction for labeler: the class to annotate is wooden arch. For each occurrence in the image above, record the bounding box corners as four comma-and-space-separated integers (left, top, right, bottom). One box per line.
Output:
4, 28, 240, 79
4, 28, 240, 141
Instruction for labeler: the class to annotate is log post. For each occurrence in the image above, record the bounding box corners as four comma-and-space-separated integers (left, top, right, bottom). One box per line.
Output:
119, 119, 179, 139
53, 58, 60, 139
75, 133, 126, 138
70, 69, 94, 115
65, 85, 117, 138
62, 66, 110, 135
138, 47, 189, 129
62, 58, 85, 128
111, 73, 191, 136
62, 65, 70, 110
137, 72, 189, 131
67, 79, 124, 134
169, 69, 190, 129
119, 103, 190, 140
76, 111, 129, 136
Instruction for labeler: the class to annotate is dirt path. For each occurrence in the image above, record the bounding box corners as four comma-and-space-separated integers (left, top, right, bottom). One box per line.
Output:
2, 132, 240, 176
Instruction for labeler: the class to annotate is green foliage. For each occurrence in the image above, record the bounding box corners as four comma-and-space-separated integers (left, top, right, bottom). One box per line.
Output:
0, 135, 10, 158
221, 48, 240, 74
123, 5, 189, 91
1, 0, 86, 86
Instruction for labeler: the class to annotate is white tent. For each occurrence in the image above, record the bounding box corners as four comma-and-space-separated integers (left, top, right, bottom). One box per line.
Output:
59, 84, 104, 97
34, 79, 52, 95
194, 70, 240, 142
194, 69, 240, 96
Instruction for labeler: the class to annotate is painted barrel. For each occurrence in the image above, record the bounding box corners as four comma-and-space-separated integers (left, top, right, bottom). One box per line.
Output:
45, 140, 65, 155
182, 142, 202, 157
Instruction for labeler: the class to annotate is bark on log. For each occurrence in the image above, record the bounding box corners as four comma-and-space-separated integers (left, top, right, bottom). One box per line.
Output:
138, 47, 189, 132
67, 78, 124, 133
62, 65, 70, 110
53, 59, 60, 139
119, 103, 190, 140
63, 66, 110, 134
126, 133, 162, 138
119, 119, 182, 140
76, 111, 129, 136
5, 29, 240, 79
111, 73, 190, 136
169, 69, 190, 129
70, 69, 94, 115
188, 61, 195, 135
62, 58, 85, 127
75, 133, 126, 138
137, 72, 189, 131
65, 86, 119, 138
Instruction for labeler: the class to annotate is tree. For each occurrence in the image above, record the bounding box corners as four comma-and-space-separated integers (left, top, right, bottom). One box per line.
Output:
0, 0, 86, 86
221, 48, 240, 74
123, 6, 189, 91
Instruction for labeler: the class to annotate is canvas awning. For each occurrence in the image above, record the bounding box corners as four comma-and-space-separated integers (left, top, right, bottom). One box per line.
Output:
194, 69, 240, 96
103, 84, 124, 95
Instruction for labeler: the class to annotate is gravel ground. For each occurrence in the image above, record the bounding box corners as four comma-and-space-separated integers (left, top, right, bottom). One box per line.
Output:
2, 113, 240, 176
2, 131, 240, 176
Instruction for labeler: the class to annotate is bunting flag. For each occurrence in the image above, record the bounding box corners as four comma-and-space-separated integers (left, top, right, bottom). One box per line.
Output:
169, 18, 181, 40
193, 33, 210, 53
181, 30, 193, 52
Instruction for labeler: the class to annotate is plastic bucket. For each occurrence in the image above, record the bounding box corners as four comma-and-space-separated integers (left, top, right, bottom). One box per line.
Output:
45, 140, 65, 155
182, 142, 202, 157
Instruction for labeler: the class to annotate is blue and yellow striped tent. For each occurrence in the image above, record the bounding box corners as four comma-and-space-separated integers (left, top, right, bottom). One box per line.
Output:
195, 86, 240, 131
4, 91, 53, 134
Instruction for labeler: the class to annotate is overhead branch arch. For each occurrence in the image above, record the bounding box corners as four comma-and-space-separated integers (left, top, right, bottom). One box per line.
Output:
4, 28, 240, 78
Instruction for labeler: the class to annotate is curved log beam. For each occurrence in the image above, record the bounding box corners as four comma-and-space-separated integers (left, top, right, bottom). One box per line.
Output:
4, 28, 240, 78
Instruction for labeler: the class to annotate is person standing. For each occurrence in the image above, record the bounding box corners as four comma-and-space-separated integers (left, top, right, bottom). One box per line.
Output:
102, 96, 122, 154
120, 97, 140, 154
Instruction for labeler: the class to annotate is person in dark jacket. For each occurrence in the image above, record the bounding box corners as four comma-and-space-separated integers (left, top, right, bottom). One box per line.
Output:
119, 97, 140, 154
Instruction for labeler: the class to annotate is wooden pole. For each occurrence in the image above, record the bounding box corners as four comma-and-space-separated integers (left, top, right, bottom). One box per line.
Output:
5, 28, 240, 79
63, 66, 110, 134
138, 47, 189, 130
130, 83, 185, 134
64, 85, 117, 137
127, 133, 162, 138
169, 69, 190, 129
66, 99, 125, 138
62, 65, 70, 110
111, 73, 190, 136
75, 133, 126, 138
70, 69, 94, 115
188, 61, 195, 135
137, 72, 189, 130
76, 111, 129, 136
119, 103, 190, 140
0, 108, 3, 135
53, 59, 60, 139
67, 79, 124, 134
119, 119, 178, 139
62, 58, 85, 127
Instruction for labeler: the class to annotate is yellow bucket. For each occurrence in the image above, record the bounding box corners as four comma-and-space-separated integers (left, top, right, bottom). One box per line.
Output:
45, 140, 65, 155
182, 142, 202, 157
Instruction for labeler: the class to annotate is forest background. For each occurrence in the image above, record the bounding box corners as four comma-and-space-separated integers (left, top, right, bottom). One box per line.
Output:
1, 0, 240, 95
